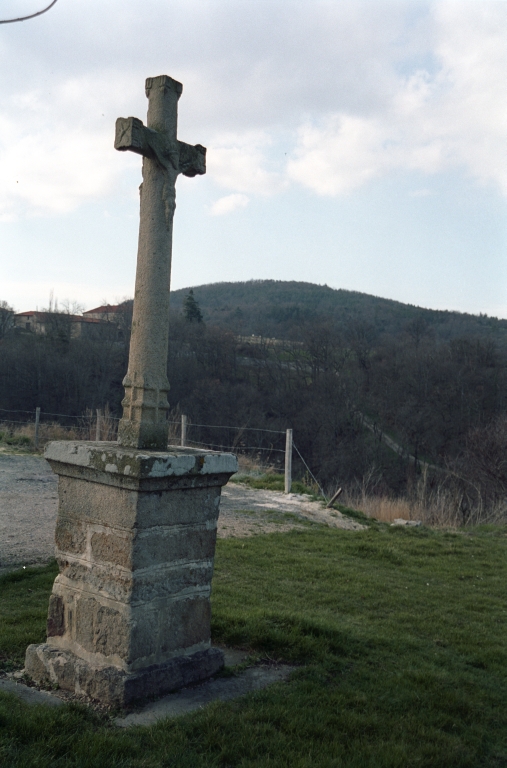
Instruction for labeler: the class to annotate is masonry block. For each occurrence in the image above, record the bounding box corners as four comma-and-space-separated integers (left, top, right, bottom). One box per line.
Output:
25, 441, 237, 706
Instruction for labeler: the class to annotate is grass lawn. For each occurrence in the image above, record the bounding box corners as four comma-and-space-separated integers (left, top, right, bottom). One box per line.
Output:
1, 523, 507, 767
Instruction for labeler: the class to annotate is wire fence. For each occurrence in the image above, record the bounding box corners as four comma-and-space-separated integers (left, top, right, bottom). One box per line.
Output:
166, 417, 288, 474
0, 407, 324, 497
0, 407, 119, 443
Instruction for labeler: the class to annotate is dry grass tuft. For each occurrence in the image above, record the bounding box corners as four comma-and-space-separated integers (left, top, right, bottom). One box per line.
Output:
342, 494, 413, 523
342, 466, 507, 528
235, 453, 278, 477
0, 405, 119, 451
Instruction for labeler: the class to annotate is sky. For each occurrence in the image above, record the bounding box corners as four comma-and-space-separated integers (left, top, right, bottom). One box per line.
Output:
0, 0, 506, 317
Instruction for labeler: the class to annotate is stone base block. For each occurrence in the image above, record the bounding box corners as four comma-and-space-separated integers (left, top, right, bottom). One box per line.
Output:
25, 441, 236, 707
25, 643, 224, 707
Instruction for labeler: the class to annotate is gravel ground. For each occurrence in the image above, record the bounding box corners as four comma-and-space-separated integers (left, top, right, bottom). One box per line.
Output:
0, 453, 363, 573
0, 453, 58, 573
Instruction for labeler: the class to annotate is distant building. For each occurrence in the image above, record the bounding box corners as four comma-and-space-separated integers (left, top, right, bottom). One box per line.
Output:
14, 309, 121, 340
82, 304, 123, 321
83, 304, 131, 341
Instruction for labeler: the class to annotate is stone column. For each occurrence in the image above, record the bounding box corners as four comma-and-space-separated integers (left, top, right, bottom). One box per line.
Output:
115, 75, 205, 451
116, 79, 180, 451
26, 442, 237, 706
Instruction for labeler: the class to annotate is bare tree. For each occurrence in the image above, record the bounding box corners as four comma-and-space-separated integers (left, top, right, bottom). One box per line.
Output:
0, 1, 59, 24
60, 299, 85, 316
0, 301, 14, 339
41, 295, 81, 348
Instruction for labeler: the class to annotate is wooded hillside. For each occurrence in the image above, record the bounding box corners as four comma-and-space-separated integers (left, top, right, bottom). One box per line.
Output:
170, 280, 507, 346
1, 281, 506, 515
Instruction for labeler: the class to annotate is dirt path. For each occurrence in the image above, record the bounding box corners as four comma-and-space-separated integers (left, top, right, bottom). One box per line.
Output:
0, 454, 58, 572
220, 483, 364, 536
0, 454, 363, 572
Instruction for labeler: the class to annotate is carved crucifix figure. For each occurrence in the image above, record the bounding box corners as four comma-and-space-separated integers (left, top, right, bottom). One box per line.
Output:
115, 75, 205, 449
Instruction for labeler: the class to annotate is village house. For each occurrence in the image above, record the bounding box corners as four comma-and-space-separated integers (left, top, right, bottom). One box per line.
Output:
14, 304, 126, 340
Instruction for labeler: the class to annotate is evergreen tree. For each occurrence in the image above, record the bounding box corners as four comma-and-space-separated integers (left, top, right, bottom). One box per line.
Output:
183, 289, 203, 323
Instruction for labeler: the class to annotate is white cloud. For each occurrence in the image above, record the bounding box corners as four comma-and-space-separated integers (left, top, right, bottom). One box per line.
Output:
431, 1, 507, 193
1, 0, 507, 219
0, 127, 114, 217
287, 2, 507, 197
0, 73, 139, 218
0, 0, 505, 319
207, 131, 286, 196
210, 193, 249, 216
287, 115, 390, 196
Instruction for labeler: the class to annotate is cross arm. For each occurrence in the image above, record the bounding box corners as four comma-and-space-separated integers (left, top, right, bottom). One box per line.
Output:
115, 116, 151, 158
177, 141, 206, 177
115, 117, 206, 176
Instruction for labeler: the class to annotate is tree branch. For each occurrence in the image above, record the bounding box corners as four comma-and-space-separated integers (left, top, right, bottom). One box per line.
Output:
0, 0, 58, 24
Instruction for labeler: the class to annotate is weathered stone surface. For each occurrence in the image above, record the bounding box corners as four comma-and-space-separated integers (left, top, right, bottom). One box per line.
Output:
47, 595, 65, 637
0, 678, 65, 708
55, 557, 214, 604
25, 643, 224, 707
46, 441, 236, 483
157, 596, 211, 655
116, 664, 294, 727
25, 644, 50, 683
42, 590, 213, 669
113, 75, 206, 451
123, 647, 223, 705
90, 530, 132, 568
54, 517, 87, 555
55, 472, 223, 529
75, 596, 130, 658
26, 444, 237, 705
133, 526, 217, 569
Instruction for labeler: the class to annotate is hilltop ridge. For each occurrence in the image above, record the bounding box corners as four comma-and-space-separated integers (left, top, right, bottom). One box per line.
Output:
170, 280, 507, 344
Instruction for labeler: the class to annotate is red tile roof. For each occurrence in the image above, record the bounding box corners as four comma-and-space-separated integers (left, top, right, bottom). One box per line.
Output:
83, 305, 121, 315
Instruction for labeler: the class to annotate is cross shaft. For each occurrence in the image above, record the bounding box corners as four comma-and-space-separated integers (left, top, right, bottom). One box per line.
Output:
115, 75, 206, 450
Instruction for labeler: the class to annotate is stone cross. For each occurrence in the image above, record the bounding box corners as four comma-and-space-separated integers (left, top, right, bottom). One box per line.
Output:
114, 75, 206, 450
24, 75, 237, 708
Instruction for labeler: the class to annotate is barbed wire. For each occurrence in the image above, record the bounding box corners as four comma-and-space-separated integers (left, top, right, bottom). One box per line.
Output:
0, 408, 38, 415
172, 421, 285, 435
0, 420, 85, 429
0, 408, 120, 421
1, 410, 281, 431
0, 410, 320, 492
176, 440, 286, 454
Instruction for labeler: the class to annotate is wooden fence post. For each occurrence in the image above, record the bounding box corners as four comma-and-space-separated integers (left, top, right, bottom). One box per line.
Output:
95, 409, 101, 441
325, 487, 342, 508
181, 414, 187, 447
285, 428, 293, 494
34, 407, 40, 450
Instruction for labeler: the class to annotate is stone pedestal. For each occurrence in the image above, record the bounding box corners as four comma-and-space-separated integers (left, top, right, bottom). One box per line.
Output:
25, 441, 237, 707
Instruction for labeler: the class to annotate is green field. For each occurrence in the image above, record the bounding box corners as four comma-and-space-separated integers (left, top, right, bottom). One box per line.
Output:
1, 523, 507, 767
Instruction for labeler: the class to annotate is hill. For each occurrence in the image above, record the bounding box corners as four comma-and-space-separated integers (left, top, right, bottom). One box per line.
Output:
170, 280, 507, 345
